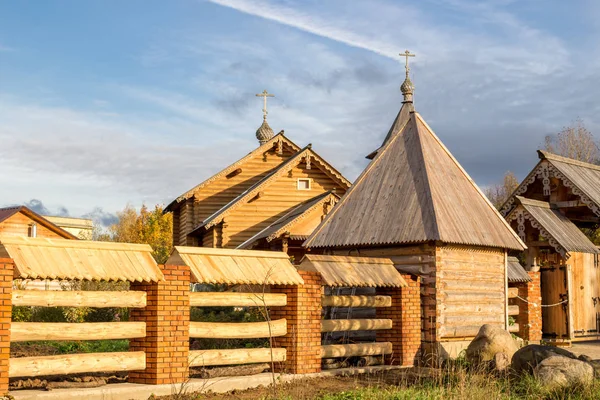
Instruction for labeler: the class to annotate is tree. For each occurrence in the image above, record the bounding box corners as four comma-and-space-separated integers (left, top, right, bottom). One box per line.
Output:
105, 204, 173, 264
545, 119, 599, 163
484, 171, 519, 210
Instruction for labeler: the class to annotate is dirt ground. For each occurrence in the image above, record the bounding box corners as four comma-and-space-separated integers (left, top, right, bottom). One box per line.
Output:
571, 341, 600, 360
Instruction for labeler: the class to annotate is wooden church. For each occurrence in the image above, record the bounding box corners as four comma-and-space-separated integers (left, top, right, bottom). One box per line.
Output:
502, 151, 600, 344
165, 91, 350, 262
304, 52, 526, 361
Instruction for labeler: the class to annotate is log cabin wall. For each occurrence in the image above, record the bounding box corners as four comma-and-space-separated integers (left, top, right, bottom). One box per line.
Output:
0, 213, 65, 239
221, 164, 346, 248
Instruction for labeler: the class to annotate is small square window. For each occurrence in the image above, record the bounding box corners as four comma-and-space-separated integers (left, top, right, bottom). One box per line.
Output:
297, 178, 311, 190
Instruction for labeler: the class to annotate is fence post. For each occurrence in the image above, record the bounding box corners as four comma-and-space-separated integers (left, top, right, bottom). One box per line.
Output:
376, 274, 421, 366
0, 259, 12, 394
516, 271, 542, 344
129, 264, 190, 385
271, 270, 322, 374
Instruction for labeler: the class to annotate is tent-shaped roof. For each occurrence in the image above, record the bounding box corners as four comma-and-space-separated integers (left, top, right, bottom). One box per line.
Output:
0, 236, 163, 282
507, 196, 599, 257
0, 206, 77, 239
167, 246, 304, 285
299, 254, 407, 288
305, 109, 525, 250
237, 191, 338, 249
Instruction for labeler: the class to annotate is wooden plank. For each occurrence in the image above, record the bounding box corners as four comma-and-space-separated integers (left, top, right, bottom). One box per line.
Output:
9, 351, 146, 378
320, 342, 392, 358
508, 305, 519, 316
12, 290, 147, 308
11, 322, 146, 342
509, 324, 519, 333
190, 292, 286, 307
322, 295, 391, 308
189, 319, 286, 339
508, 288, 518, 298
321, 319, 392, 332
189, 348, 286, 367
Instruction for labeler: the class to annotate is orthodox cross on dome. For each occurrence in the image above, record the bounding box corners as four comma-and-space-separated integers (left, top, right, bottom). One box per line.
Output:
256, 89, 274, 120
399, 50, 415, 103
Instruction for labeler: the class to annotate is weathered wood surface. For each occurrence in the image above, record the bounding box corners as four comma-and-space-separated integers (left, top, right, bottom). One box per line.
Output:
198, 363, 270, 378
570, 253, 599, 337
189, 348, 286, 367
508, 288, 518, 298
12, 290, 147, 308
11, 322, 146, 342
322, 295, 391, 308
189, 319, 286, 339
9, 352, 146, 378
509, 324, 519, 333
508, 305, 519, 316
190, 292, 286, 307
541, 266, 568, 337
320, 342, 392, 358
321, 319, 392, 332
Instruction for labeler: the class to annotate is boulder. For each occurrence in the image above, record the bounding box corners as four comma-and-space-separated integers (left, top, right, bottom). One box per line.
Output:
466, 324, 519, 366
492, 352, 510, 372
534, 355, 593, 389
511, 344, 580, 374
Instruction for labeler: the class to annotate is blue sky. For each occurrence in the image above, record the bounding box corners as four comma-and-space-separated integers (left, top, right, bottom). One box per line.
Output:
0, 0, 598, 224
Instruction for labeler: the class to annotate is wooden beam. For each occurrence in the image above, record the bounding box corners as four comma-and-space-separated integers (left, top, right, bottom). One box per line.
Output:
12, 290, 147, 308
508, 324, 519, 333
320, 342, 392, 358
11, 322, 146, 342
508, 305, 520, 316
190, 292, 286, 307
322, 295, 391, 308
189, 348, 286, 367
551, 200, 585, 208
508, 287, 518, 299
321, 319, 392, 332
189, 319, 286, 339
9, 351, 145, 378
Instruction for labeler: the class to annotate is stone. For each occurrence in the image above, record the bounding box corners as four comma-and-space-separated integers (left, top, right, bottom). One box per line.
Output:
466, 324, 519, 366
511, 344, 579, 374
493, 352, 510, 372
534, 355, 593, 389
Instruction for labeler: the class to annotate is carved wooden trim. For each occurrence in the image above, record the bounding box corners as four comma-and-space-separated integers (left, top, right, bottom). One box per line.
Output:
507, 207, 567, 258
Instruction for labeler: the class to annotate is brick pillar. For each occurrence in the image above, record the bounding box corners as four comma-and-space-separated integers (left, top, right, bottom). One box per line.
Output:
376, 274, 421, 366
271, 270, 322, 374
129, 264, 190, 385
0, 259, 12, 394
516, 271, 542, 343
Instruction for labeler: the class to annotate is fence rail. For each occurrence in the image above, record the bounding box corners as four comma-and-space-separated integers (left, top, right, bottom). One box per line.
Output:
11, 322, 146, 342
321, 319, 392, 332
320, 342, 392, 358
322, 295, 391, 308
189, 319, 287, 339
190, 292, 286, 307
12, 290, 147, 308
189, 348, 286, 367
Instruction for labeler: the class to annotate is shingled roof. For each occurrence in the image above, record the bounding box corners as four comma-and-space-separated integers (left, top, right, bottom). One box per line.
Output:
304, 107, 525, 250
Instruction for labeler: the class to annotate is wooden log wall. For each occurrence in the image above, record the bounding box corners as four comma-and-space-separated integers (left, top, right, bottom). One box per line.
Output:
0, 212, 66, 239
12, 290, 147, 308
322, 295, 391, 308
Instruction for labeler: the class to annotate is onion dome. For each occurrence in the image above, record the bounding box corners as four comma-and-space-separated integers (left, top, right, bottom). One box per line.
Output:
256, 117, 274, 145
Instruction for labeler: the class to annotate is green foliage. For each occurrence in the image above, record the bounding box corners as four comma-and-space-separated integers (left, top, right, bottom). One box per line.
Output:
11, 306, 32, 322
14, 340, 129, 354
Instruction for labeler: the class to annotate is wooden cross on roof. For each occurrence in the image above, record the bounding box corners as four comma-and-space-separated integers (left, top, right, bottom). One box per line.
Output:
256, 89, 274, 120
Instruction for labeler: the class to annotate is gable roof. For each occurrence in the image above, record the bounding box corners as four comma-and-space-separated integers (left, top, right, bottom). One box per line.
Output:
507, 196, 599, 257
237, 191, 338, 249
192, 144, 350, 232
165, 131, 301, 212
305, 110, 525, 250
501, 151, 600, 217
0, 206, 78, 239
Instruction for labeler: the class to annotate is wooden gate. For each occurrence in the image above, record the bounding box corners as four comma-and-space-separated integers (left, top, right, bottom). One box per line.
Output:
541, 265, 569, 340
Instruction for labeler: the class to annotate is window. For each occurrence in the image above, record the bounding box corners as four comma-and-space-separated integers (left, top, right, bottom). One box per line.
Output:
297, 178, 311, 190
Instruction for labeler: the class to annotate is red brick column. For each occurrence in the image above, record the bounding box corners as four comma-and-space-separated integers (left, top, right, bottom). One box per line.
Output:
129, 264, 190, 385
271, 270, 322, 374
376, 274, 421, 366
0, 259, 12, 394
516, 271, 542, 343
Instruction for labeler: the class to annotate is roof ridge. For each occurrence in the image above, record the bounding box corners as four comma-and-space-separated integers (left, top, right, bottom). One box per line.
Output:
414, 113, 525, 248
165, 132, 301, 212
538, 150, 600, 171
197, 145, 347, 231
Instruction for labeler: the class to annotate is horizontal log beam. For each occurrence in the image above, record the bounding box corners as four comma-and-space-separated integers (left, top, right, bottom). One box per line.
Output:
508, 305, 519, 316
190, 292, 286, 307
12, 290, 146, 308
508, 288, 518, 298
321, 319, 392, 332
11, 322, 146, 342
321, 342, 392, 358
189, 348, 286, 367
322, 295, 391, 308
9, 351, 145, 378
509, 324, 519, 333
189, 319, 286, 339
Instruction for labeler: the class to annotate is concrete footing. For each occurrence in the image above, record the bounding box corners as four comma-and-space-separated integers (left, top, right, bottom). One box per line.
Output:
11, 366, 404, 400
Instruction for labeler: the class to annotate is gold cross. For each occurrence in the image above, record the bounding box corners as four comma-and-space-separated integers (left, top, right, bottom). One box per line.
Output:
400, 50, 415, 74
256, 89, 274, 119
